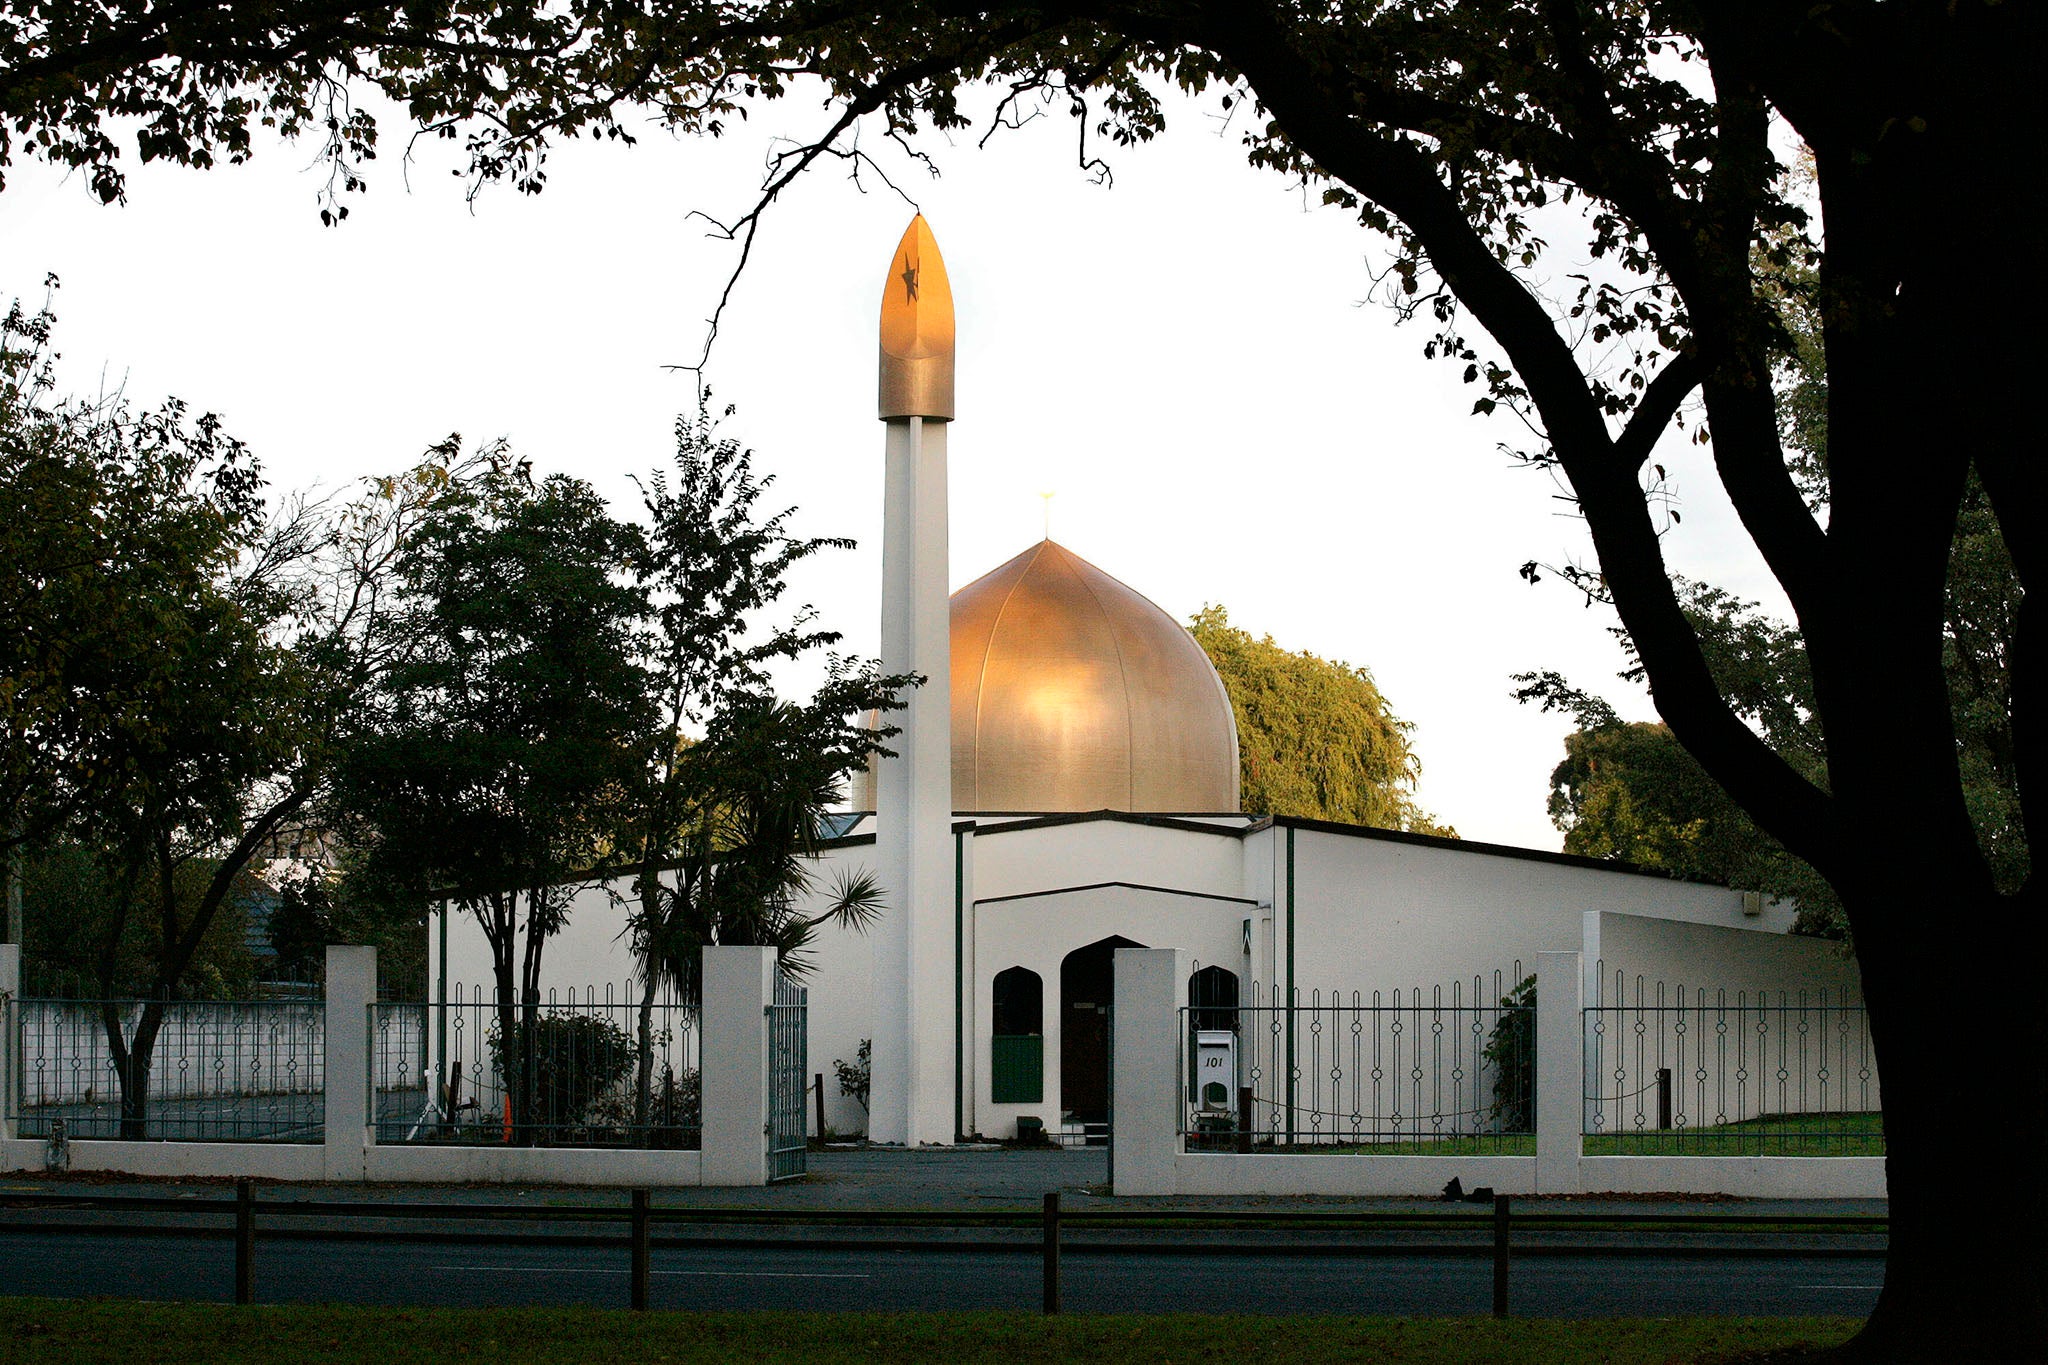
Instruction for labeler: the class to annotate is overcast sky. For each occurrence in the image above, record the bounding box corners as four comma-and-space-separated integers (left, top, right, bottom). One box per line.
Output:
0, 89, 1791, 851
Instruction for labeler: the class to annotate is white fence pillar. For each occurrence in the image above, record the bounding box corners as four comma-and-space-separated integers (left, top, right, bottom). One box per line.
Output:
700, 946, 776, 1187
0, 943, 17, 1142
1535, 949, 1583, 1194
1111, 947, 1190, 1196
324, 945, 376, 1180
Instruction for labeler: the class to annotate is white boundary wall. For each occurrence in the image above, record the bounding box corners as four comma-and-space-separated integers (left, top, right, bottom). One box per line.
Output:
0, 945, 773, 1187
1111, 947, 1886, 1199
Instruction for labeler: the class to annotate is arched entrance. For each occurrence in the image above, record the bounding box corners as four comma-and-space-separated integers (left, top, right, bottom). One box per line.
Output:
1060, 935, 1145, 1124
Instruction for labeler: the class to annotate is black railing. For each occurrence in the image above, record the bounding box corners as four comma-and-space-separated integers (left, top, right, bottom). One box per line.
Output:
1585, 968, 1882, 1154
373, 986, 700, 1148
1184, 970, 1533, 1152
7, 998, 325, 1141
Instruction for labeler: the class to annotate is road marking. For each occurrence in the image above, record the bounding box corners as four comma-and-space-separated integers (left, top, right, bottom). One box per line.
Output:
426, 1265, 870, 1280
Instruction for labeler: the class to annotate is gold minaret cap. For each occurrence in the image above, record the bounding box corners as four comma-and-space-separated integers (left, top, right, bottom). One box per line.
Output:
879, 214, 955, 421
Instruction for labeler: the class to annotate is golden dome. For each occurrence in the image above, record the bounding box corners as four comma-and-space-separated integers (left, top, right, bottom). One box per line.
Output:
855, 541, 1239, 813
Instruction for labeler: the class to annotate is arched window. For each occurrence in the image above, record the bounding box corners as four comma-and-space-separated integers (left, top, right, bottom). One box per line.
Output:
992, 967, 1043, 1036
1189, 964, 1241, 1033
991, 966, 1044, 1103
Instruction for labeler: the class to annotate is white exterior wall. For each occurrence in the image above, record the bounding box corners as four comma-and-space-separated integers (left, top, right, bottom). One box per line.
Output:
1583, 910, 1873, 1131
432, 879, 650, 1007
1283, 827, 1780, 999
797, 841, 889, 1140
1587, 910, 1859, 1000
967, 819, 1245, 900
423, 814, 1859, 1156
972, 883, 1253, 1139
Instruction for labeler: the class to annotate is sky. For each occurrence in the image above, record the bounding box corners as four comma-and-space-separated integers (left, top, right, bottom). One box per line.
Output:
0, 88, 1792, 851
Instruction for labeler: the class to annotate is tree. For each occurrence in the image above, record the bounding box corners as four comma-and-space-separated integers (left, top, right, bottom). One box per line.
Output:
1524, 235, 2021, 937
334, 461, 653, 1139
1188, 605, 1450, 834
6, 4, 2041, 1352
620, 402, 907, 1128
6, 292, 475, 1131
1544, 718, 1844, 935
1521, 575, 1845, 935
5, 293, 331, 1134
14, 839, 267, 999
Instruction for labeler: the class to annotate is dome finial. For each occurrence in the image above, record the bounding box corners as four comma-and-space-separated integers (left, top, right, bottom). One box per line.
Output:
878, 214, 955, 420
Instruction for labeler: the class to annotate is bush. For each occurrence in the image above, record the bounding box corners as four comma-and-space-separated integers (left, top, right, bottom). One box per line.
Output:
489, 1012, 639, 1136
583, 1063, 701, 1148
835, 1038, 871, 1115
1484, 975, 1537, 1132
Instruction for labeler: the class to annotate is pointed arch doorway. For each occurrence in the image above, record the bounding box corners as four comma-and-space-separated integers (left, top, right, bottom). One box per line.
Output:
1060, 935, 1146, 1124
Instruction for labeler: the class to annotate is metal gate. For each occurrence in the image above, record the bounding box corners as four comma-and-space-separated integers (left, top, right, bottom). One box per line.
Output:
766, 976, 808, 1182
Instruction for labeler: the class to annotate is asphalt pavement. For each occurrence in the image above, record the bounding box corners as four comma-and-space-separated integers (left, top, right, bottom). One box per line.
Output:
0, 1146, 1888, 1318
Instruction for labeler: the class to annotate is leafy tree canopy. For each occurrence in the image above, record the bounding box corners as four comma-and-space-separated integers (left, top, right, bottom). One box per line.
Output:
4, 289, 463, 1131
332, 458, 653, 984
1520, 217, 2022, 935
622, 402, 907, 1008
1189, 605, 1450, 836
1543, 716, 1843, 936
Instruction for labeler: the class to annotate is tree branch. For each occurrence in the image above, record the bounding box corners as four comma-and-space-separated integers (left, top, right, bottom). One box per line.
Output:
1203, 1, 1839, 868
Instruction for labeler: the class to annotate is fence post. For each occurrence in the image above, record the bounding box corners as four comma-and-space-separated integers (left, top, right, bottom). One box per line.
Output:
1491, 1193, 1511, 1318
0, 943, 17, 1144
1535, 950, 1583, 1194
1236, 1085, 1253, 1155
1109, 948, 1190, 1196
701, 946, 776, 1186
1042, 1190, 1061, 1314
233, 1179, 255, 1305
814, 1072, 826, 1142
629, 1188, 651, 1311
324, 946, 377, 1181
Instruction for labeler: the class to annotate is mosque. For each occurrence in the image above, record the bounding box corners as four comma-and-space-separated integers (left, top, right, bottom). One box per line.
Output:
430, 217, 1861, 1147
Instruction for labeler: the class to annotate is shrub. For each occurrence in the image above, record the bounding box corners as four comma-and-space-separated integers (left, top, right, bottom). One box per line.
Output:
489, 1012, 639, 1136
835, 1038, 871, 1114
1484, 975, 1537, 1132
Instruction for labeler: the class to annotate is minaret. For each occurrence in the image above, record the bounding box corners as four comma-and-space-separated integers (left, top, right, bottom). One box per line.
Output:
870, 215, 956, 1145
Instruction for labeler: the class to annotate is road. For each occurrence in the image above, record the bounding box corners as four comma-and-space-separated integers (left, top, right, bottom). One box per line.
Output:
0, 1230, 1883, 1318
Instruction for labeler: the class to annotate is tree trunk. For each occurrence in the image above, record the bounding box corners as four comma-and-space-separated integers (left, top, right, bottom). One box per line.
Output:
633, 972, 658, 1140
485, 900, 520, 1149
517, 887, 548, 1145
632, 864, 663, 1138
113, 999, 170, 1142
1836, 872, 2048, 1361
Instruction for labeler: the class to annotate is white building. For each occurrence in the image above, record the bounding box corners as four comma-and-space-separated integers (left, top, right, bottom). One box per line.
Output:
432, 532, 1861, 1144
433, 217, 1862, 1147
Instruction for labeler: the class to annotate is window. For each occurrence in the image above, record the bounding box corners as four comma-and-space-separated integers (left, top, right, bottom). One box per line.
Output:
991, 966, 1044, 1103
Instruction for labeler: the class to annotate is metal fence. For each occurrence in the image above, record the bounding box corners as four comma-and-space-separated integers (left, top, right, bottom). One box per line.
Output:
1182, 970, 1534, 1152
372, 984, 700, 1148
767, 975, 808, 1181
1584, 967, 1882, 1153
0, 1185, 1890, 1319
7, 998, 328, 1141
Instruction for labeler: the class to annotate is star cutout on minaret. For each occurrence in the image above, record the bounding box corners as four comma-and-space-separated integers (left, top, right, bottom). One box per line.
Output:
901, 263, 919, 300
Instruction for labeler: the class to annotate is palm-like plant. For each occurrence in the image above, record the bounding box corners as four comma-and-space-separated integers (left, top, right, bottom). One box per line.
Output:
618, 405, 910, 1134
641, 696, 886, 984
625, 693, 888, 1132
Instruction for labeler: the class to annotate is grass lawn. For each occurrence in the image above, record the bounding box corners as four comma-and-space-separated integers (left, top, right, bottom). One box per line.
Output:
1586, 1112, 1884, 1157
0, 1300, 1859, 1364
1243, 1112, 1883, 1157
